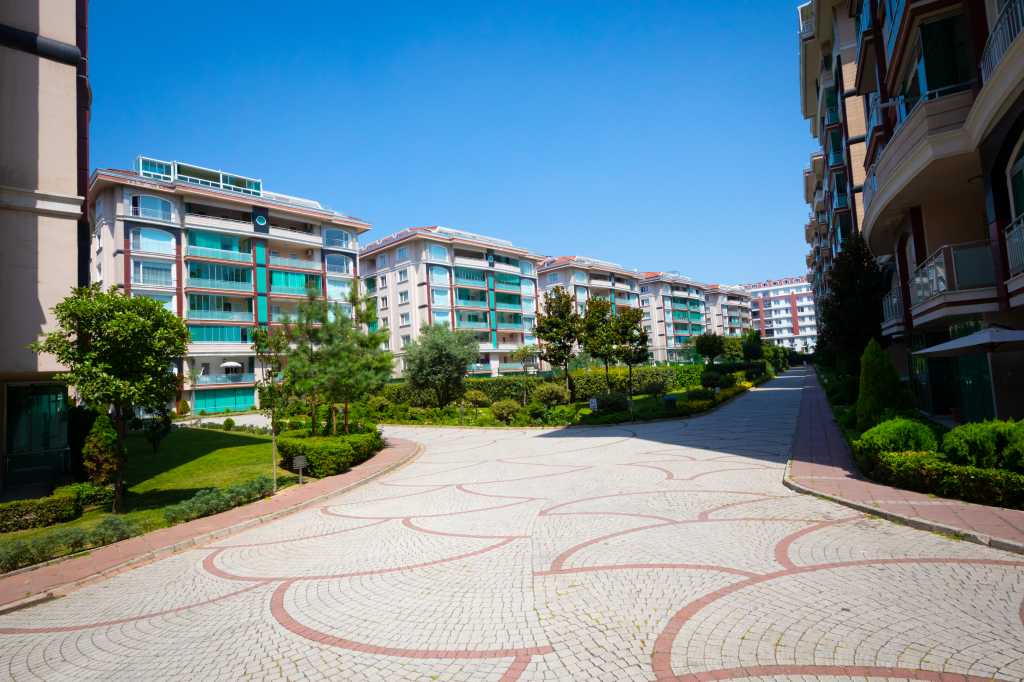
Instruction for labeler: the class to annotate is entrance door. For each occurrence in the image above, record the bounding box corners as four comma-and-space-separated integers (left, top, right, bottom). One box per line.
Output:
957, 353, 996, 423
4, 384, 69, 488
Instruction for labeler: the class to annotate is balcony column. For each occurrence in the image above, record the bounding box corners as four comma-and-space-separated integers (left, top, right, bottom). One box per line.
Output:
896, 233, 914, 333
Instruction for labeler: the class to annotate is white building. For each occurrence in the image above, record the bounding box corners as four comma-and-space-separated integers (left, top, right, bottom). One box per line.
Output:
743, 276, 818, 352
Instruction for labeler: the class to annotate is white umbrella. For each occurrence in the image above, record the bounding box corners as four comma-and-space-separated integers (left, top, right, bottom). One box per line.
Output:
220, 361, 243, 368
913, 326, 1024, 358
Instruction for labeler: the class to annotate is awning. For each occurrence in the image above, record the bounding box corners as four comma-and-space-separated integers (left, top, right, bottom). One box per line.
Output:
913, 326, 1024, 358
220, 361, 243, 369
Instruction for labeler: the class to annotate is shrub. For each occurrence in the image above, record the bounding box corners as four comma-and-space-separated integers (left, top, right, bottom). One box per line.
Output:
673, 364, 704, 389
638, 376, 668, 398
82, 415, 120, 485
700, 371, 722, 389
491, 399, 520, 424
942, 420, 1023, 470
49, 526, 89, 554
463, 389, 491, 407
571, 366, 677, 399
89, 516, 139, 545
176, 400, 191, 417
277, 431, 384, 477
854, 418, 938, 461
525, 402, 546, 420
719, 372, 738, 389
533, 383, 569, 407
855, 339, 909, 432
597, 393, 629, 412
687, 388, 715, 401
717, 385, 745, 401
222, 417, 236, 432
163, 476, 274, 525
0, 488, 83, 533
687, 399, 715, 413
53, 482, 115, 510
366, 395, 392, 417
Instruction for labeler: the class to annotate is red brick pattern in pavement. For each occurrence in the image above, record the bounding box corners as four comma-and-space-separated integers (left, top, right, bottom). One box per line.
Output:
788, 370, 1024, 549
0, 437, 420, 610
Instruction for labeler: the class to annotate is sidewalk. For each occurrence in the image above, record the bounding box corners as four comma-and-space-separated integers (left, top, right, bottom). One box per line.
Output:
0, 437, 420, 611
786, 369, 1024, 553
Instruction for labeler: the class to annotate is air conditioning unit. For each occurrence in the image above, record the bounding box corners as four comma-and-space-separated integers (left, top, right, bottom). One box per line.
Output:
305, 249, 314, 257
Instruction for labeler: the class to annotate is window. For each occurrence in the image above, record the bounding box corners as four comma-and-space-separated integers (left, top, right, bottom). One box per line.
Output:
326, 253, 353, 275
131, 195, 172, 221
400, 312, 411, 326
398, 268, 408, 283
378, 274, 387, 287
401, 335, 411, 348
396, 246, 409, 262
432, 310, 450, 326
519, 261, 535, 275
323, 227, 353, 249
379, 295, 389, 309
381, 316, 389, 328
134, 292, 174, 312
545, 273, 559, 285
399, 290, 410, 304
429, 265, 449, 284
426, 243, 449, 262
132, 259, 173, 287
188, 326, 251, 343
327, 277, 351, 301
131, 227, 175, 255
431, 287, 449, 306
376, 254, 389, 268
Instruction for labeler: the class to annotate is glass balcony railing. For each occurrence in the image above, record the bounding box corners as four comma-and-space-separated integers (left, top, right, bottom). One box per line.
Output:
467, 363, 491, 373
910, 241, 996, 306
494, 278, 521, 292
270, 255, 320, 270
828, 149, 844, 167
856, 0, 873, 54
271, 284, 320, 296
188, 278, 252, 291
882, 286, 903, 323
866, 92, 881, 138
456, 318, 489, 330
981, 0, 1024, 83
195, 373, 256, 385
187, 245, 252, 262
824, 105, 839, 125
133, 273, 173, 287
455, 273, 487, 287
495, 300, 522, 311
833, 192, 849, 210
188, 310, 252, 321
496, 321, 523, 330
498, 362, 525, 372
324, 234, 355, 250
1007, 214, 1024, 277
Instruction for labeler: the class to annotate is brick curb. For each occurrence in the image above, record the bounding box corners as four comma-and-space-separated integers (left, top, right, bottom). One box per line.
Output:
783, 455, 1024, 557
0, 438, 423, 614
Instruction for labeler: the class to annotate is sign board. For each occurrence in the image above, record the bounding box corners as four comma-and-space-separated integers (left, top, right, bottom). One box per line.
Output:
589, 398, 598, 411
293, 455, 307, 469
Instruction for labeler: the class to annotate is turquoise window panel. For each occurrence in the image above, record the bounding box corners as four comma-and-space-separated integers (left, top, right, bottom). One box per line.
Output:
256, 266, 267, 294
254, 240, 267, 265
257, 295, 268, 323
188, 325, 251, 343
193, 388, 255, 414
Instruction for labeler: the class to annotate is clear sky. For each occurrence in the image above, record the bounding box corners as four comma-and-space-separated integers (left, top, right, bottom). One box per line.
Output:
90, 0, 815, 285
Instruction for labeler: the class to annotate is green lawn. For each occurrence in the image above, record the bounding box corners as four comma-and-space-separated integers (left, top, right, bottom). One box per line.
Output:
3, 427, 297, 543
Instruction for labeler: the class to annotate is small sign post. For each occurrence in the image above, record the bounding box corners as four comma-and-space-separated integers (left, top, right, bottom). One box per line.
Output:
294, 455, 308, 484
589, 398, 598, 411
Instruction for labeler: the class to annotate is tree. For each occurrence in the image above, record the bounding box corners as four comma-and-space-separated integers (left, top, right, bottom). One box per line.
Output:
405, 325, 479, 407
283, 296, 329, 433
32, 285, 188, 512
319, 286, 393, 434
580, 298, 616, 393
535, 287, 581, 400
509, 344, 539, 404
613, 307, 649, 416
817, 233, 887, 378
741, 330, 763, 361
252, 322, 294, 493
722, 337, 743, 363
855, 338, 909, 431
694, 333, 725, 366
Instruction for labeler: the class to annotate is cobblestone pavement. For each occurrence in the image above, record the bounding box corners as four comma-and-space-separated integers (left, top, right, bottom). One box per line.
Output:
2, 370, 1022, 681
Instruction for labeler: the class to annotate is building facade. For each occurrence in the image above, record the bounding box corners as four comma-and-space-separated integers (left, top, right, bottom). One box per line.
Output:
89, 156, 369, 414
704, 285, 754, 337
853, 0, 1024, 421
537, 256, 641, 315
0, 0, 89, 490
799, 0, 871, 307
359, 226, 543, 377
638, 272, 708, 363
744, 277, 818, 352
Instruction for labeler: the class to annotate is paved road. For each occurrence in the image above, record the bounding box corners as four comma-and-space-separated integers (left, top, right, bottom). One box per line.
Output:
2, 370, 1022, 680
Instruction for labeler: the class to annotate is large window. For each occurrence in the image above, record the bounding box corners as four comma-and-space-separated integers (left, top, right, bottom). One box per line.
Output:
327, 277, 351, 301
429, 265, 449, 284
431, 287, 450, 307
323, 227, 354, 249
188, 325, 252, 343
131, 195, 172, 221
135, 292, 174, 312
326, 253, 353, 275
131, 227, 175, 255
426, 244, 449, 262
271, 270, 321, 294
132, 259, 173, 287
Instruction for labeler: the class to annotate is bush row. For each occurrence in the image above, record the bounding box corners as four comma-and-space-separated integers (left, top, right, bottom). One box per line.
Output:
0, 516, 139, 574
277, 430, 385, 478
0, 482, 114, 534
855, 418, 1024, 474
163, 476, 275, 524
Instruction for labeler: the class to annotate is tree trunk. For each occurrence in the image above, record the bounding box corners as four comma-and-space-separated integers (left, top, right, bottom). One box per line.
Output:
112, 408, 127, 514
627, 364, 634, 419
565, 364, 574, 402
270, 427, 278, 494
604, 360, 610, 394
331, 405, 338, 436
343, 402, 350, 435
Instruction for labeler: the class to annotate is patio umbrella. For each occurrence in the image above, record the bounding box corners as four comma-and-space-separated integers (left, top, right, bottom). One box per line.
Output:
912, 326, 1024, 358
220, 361, 243, 368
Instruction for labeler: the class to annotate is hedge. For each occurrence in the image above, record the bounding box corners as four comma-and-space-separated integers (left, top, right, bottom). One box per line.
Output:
941, 420, 1024, 471
853, 418, 938, 460
163, 476, 275, 524
0, 488, 83, 533
854, 449, 1024, 510
277, 430, 385, 478
570, 366, 678, 400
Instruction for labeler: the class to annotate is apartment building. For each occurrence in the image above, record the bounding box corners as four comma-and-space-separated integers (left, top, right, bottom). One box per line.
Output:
744, 277, 818, 352
638, 272, 708, 363
537, 256, 641, 315
0, 0, 89, 491
850, 0, 1024, 421
89, 156, 369, 414
799, 0, 871, 306
359, 226, 543, 377
704, 285, 754, 337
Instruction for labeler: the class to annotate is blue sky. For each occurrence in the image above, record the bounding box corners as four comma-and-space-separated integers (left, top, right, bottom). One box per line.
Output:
90, 1, 814, 284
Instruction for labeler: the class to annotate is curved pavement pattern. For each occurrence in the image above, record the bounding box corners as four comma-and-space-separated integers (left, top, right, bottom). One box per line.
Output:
2, 369, 1022, 681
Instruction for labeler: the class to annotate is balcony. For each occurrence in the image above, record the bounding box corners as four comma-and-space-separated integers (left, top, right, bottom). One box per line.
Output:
456, 318, 489, 330
827, 148, 844, 167
130, 204, 173, 222
824, 105, 840, 126
494, 278, 521, 293
195, 373, 256, 386
271, 284, 320, 297
323, 234, 357, 251
495, 300, 522, 311
832, 192, 848, 210
187, 245, 252, 263
981, 0, 1024, 84
1008, 215, 1024, 277
455, 296, 488, 309
454, 272, 487, 288
188, 278, 253, 292
498, 362, 525, 373
496, 321, 523, 331
467, 363, 492, 374
881, 285, 904, 336
132, 272, 173, 288
270, 254, 320, 270
909, 241, 998, 323
866, 92, 881, 141
188, 310, 252, 322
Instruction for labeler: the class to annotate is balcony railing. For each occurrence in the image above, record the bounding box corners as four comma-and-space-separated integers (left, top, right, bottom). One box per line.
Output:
324, 235, 356, 250
833, 192, 848, 210
455, 297, 488, 308
187, 245, 252, 262
866, 92, 881, 138
467, 363, 491, 373
130, 205, 172, 222
494, 279, 521, 292
188, 310, 252, 322
824, 105, 840, 126
195, 373, 256, 386
456, 318, 489, 330
496, 321, 523, 331
495, 300, 522, 311
188, 278, 253, 292
980, 0, 1024, 83
498, 363, 524, 372
910, 241, 996, 306
882, 286, 903, 323
271, 284, 321, 296
863, 163, 878, 211
132, 273, 173, 287
1007, 214, 1024, 277
270, 255, 320, 270
828, 149, 844, 167
454, 274, 487, 287
856, 0, 873, 54
894, 81, 974, 129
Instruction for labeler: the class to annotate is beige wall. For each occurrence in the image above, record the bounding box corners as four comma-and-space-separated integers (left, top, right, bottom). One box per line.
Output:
920, 193, 988, 253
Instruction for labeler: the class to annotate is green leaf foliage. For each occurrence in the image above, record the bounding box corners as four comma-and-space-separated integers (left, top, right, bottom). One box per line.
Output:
941, 420, 1024, 470
404, 325, 480, 407
82, 415, 120, 486
853, 418, 939, 460
534, 287, 581, 397
694, 333, 725, 365
855, 338, 909, 432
